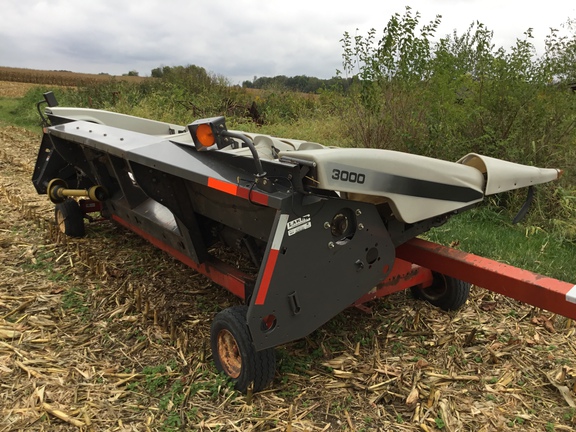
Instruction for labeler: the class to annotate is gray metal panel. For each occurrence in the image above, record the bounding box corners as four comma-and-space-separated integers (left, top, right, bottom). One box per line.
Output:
133, 200, 180, 233
47, 107, 185, 135
49, 121, 231, 185
48, 120, 293, 209
247, 198, 395, 350
127, 141, 231, 185
49, 121, 160, 158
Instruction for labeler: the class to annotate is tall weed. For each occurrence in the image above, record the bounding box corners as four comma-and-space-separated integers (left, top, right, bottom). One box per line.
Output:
333, 7, 576, 231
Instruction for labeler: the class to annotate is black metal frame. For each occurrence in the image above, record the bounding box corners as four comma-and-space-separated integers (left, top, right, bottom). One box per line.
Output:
32, 112, 449, 351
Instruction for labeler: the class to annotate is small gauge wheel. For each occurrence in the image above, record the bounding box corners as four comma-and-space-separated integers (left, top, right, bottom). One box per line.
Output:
54, 199, 85, 238
210, 306, 275, 392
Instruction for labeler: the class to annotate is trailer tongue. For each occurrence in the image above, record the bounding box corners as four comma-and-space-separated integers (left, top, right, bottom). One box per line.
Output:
32, 92, 572, 392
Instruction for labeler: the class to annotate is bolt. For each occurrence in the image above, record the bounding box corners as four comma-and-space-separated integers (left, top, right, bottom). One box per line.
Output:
328, 242, 335, 249
358, 223, 365, 230
324, 222, 330, 229
355, 209, 362, 216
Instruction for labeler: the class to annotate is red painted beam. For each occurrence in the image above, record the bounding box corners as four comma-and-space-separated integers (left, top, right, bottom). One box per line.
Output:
397, 238, 576, 320
111, 215, 250, 299
354, 258, 433, 306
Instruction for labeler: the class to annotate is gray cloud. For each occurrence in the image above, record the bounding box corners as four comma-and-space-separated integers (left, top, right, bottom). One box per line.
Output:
1, 0, 573, 84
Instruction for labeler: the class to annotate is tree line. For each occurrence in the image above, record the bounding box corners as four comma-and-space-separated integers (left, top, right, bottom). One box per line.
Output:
241, 75, 352, 93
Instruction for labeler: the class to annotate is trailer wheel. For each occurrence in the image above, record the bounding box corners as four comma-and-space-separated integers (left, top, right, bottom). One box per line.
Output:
55, 199, 85, 238
411, 272, 470, 311
210, 305, 275, 393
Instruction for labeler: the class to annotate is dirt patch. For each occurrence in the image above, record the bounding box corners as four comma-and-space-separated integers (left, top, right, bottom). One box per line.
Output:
1, 125, 575, 431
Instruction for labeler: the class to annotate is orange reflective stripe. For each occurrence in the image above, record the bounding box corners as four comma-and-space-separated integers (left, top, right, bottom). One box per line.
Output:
207, 177, 238, 195
207, 177, 270, 206
255, 249, 279, 305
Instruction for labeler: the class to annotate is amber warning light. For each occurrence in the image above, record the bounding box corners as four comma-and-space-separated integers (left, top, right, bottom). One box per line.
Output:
195, 124, 214, 147
188, 116, 228, 151
187, 116, 267, 179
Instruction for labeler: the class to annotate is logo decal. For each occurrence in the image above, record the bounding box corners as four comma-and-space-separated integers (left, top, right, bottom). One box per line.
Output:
331, 168, 366, 184
287, 214, 311, 236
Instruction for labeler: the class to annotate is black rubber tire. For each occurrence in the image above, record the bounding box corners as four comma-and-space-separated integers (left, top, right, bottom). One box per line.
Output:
210, 305, 276, 393
54, 199, 85, 238
411, 272, 470, 311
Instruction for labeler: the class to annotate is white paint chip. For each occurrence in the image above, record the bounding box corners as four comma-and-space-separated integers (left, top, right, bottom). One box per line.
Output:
566, 285, 576, 304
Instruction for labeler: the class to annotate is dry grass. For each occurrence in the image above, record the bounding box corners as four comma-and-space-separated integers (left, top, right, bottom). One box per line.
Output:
0, 82, 43, 99
1, 124, 575, 431
0, 67, 147, 88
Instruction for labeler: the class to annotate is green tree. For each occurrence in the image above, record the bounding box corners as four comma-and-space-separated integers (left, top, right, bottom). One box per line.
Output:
151, 67, 164, 78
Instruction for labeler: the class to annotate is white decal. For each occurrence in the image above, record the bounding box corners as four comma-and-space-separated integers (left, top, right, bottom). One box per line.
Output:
287, 214, 311, 236
288, 221, 312, 236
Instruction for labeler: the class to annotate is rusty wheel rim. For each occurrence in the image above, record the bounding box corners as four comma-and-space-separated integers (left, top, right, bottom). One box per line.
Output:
56, 210, 66, 233
217, 329, 241, 379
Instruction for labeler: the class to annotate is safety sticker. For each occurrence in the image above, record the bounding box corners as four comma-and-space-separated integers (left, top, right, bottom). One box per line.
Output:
287, 214, 311, 236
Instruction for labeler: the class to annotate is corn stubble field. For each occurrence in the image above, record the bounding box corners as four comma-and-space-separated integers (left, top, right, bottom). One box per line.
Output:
0, 77, 575, 431
0, 67, 145, 87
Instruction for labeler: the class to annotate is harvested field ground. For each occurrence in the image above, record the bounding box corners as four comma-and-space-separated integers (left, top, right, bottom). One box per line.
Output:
0, 82, 42, 99
0, 98, 575, 430
0, 67, 146, 88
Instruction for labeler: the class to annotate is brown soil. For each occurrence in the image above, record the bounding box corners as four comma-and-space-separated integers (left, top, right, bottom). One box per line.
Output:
0, 104, 575, 430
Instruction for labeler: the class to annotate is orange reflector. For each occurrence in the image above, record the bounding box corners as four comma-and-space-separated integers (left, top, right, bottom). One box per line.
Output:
196, 123, 215, 147
207, 177, 238, 195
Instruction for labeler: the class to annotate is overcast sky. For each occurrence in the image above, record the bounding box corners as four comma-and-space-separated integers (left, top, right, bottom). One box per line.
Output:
1, 1, 574, 85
